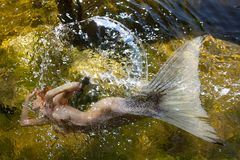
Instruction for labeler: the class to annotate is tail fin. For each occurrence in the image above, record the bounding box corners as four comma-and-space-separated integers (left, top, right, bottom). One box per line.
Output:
132, 37, 221, 143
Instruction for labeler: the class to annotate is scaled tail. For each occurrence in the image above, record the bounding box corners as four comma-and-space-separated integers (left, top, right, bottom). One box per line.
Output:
127, 37, 221, 143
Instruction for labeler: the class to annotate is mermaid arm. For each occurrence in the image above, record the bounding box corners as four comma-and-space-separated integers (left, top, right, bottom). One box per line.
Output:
45, 77, 90, 105
20, 90, 49, 126
20, 116, 49, 126
45, 82, 81, 103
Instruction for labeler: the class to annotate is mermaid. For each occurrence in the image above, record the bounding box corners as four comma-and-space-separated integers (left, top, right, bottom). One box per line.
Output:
20, 37, 221, 144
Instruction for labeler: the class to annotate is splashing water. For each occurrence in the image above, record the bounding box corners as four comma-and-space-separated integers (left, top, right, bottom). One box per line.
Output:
53, 16, 148, 90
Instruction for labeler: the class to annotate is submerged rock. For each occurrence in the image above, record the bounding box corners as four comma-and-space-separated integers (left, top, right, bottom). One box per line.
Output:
0, 0, 59, 45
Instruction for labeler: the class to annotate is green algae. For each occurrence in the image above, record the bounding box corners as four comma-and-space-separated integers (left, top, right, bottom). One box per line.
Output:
0, 0, 240, 160
0, 0, 58, 44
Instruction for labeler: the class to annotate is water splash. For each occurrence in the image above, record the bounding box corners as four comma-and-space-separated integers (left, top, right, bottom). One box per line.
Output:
54, 16, 148, 90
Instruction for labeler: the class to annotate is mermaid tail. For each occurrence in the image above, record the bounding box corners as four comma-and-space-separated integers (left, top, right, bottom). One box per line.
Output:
125, 37, 221, 143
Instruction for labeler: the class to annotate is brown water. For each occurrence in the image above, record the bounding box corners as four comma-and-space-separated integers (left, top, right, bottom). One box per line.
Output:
0, 0, 240, 159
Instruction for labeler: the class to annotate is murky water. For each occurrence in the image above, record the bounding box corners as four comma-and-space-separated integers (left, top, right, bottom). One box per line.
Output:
0, 0, 240, 159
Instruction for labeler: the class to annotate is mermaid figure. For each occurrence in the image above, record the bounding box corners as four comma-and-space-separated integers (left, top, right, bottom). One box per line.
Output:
20, 37, 221, 144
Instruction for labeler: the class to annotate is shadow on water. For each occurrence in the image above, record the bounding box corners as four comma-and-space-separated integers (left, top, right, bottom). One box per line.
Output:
57, 0, 240, 44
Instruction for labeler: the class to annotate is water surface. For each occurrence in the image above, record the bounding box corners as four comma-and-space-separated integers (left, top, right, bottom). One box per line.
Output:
0, 0, 240, 159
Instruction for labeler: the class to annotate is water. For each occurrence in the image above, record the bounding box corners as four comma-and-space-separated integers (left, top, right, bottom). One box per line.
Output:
0, 0, 240, 159
54, 16, 148, 86
57, 0, 240, 43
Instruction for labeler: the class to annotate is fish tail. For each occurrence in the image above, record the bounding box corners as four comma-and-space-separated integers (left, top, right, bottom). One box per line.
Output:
126, 37, 222, 143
